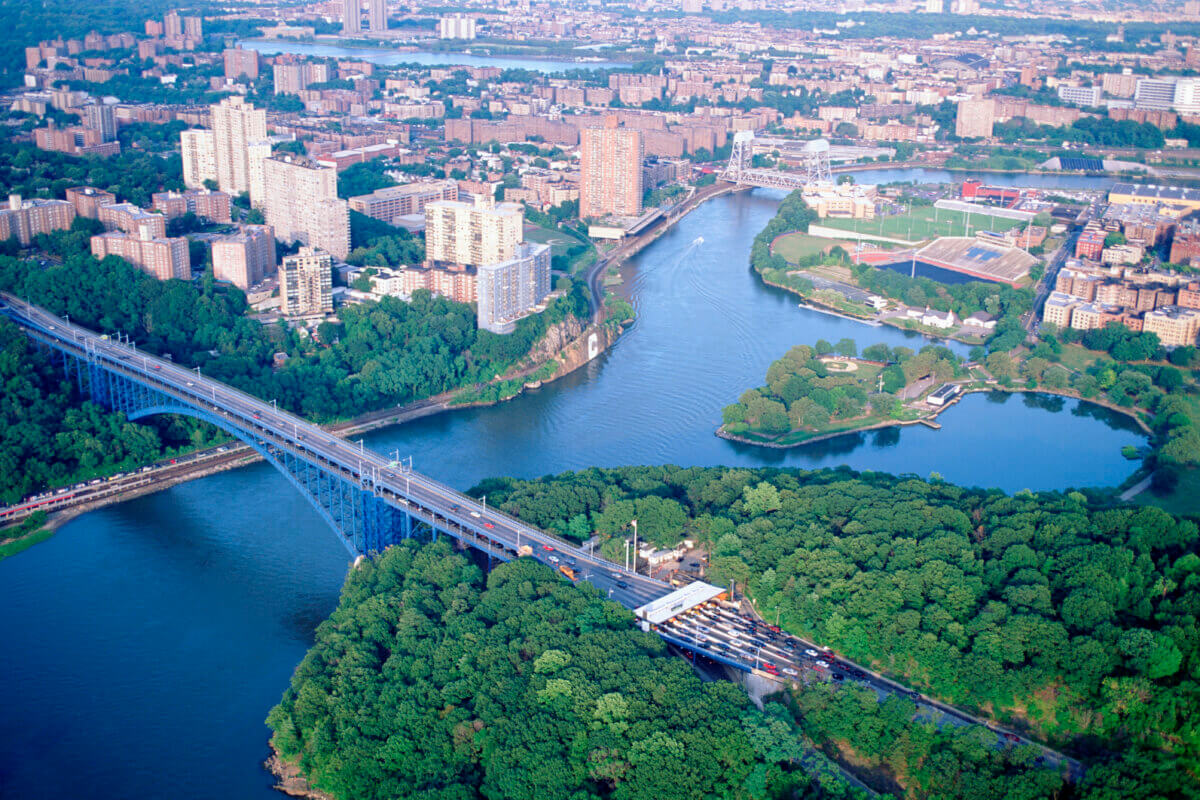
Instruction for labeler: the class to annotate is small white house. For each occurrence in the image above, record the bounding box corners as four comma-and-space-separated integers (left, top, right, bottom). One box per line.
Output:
963, 311, 997, 330
921, 307, 957, 329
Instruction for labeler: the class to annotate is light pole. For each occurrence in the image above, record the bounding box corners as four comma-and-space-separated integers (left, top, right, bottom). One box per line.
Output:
631, 520, 638, 574
624, 539, 630, 571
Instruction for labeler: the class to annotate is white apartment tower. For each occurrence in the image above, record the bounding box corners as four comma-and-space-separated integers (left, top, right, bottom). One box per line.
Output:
477, 242, 552, 334
180, 128, 217, 189
424, 196, 523, 269
280, 247, 333, 316
368, 0, 386, 32
343, 0, 361, 33
211, 97, 267, 195
262, 155, 351, 259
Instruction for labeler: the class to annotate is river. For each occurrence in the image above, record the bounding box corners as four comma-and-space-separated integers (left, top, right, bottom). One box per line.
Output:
0, 181, 1143, 799
237, 39, 624, 73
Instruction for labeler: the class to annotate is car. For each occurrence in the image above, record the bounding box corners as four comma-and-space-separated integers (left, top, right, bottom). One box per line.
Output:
450, 504, 460, 511
781, 667, 798, 677
483, 522, 494, 529
470, 511, 481, 518
567, 557, 577, 566
548, 555, 560, 564
907, 690, 921, 700
252, 413, 261, 419
152, 364, 161, 370
804, 648, 819, 658
832, 672, 845, 681
615, 580, 629, 589
541, 545, 553, 552
813, 660, 830, 670
1003, 733, 1021, 743
767, 624, 781, 633
186, 381, 195, 387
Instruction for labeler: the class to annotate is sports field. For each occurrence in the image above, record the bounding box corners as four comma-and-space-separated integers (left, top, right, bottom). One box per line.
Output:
818, 205, 1028, 242
771, 232, 843, 262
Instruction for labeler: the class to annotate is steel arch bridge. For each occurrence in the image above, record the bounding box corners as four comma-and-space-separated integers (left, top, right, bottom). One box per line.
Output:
0, 292, 670, 615
49, 331, 446, 556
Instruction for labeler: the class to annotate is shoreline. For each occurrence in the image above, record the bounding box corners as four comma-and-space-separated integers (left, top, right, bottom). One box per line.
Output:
3, 315, 623, 541
758, 271, 987, 346
717, 383, 1152, 452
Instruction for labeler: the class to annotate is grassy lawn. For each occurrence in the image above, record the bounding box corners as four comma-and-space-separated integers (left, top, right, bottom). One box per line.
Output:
1055, 343, 1107, 373
1136, 466, 1200, 517
819, 205, 1028, 242
772, 232, 844, 262
523, 223, 582, 255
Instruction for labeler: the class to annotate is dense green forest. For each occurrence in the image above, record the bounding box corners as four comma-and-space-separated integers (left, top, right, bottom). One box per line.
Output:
266, 540, 855, 800
0, 319, 216, 503
722, 343, 963, 438
471, 465, 1200, 798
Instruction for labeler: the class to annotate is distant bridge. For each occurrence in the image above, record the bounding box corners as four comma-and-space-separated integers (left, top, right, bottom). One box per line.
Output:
720, 130, 829, 190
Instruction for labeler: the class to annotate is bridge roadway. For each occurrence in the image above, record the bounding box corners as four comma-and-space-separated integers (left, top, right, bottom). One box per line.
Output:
0, 295, 1086, 780
0, 293, 670, 611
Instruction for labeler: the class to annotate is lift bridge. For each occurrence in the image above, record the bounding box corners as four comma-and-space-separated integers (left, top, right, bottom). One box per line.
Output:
0, 293, 776, 656
721, 130, 830, 190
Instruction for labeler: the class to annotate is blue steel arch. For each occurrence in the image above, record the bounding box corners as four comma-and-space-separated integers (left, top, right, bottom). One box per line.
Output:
58, 347, 424, 557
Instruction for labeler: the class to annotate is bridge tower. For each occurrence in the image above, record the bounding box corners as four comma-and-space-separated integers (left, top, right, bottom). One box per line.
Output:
722, 130, 755, 183
802, 138, 832, 185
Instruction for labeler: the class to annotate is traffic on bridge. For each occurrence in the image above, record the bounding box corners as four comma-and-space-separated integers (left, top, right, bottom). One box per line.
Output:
0, 293, 1083, 781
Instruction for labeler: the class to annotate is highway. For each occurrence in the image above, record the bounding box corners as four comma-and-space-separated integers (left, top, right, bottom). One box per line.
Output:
656, 601, 1084, 781
0, 292, 673, 611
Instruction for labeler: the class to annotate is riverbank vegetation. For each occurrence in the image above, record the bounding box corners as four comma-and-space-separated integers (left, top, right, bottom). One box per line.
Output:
0, 318, 219, 504
720, 342, 963, 444
751, 191, 1035, 341
471, 464, 1200, 799
0, 512, 54, 561
266, 539, 850, 800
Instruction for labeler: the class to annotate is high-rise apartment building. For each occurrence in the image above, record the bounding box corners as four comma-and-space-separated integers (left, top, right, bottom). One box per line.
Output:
211, 97, 267, 195
579, 117, 644, 220
272, 61, 332, 95
181, 128, 217, 189
262, 156, 350, 259
1135, 78, 1177, 110
476, 242, 552, 334
1056, 85, 1102, 107
151, 189, 233, 223
65, 186, 116, 219
91, 228, 190, 281
954, 98, 995, 138
246, 141, 273, 208
98, 203, 167, 238
439, 15, 477, 39
211, 225, 275, 289
368, 0, 386, 32
348, 180, 458, 226
343, 0, 361, 34
223, 48, 260, 80
83, 101, 116, 142
0, 195, 75, 245
424, 195, 523, 269
280, 247, 333, 316
1144, 306, 1200, 346
924, 0, 944, 11
164, 10, 183, 39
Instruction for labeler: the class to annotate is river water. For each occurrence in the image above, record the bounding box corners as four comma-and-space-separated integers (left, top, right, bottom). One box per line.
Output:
238, 39, 623, 73
0, 180, 1142, 799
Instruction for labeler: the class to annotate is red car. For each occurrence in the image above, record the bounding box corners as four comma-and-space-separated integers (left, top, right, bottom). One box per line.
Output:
483, 522, 494, 529
541, 545, 553, 552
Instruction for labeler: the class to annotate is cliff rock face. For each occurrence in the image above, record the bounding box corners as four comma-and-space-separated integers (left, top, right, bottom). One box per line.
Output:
525, 314, 586, 365
266, 751, 336, 800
